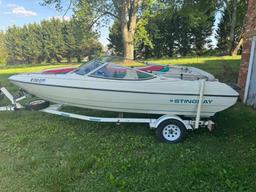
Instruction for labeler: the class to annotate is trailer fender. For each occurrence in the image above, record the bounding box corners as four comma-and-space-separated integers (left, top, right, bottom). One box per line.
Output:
149, 115, 192, 130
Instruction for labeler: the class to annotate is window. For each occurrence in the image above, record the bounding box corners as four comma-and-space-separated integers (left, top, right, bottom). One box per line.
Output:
75, 59, 103, 75
90, 64, 154, 80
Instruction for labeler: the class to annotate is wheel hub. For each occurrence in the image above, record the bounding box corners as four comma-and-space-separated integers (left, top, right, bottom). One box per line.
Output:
162, 124, 181, 141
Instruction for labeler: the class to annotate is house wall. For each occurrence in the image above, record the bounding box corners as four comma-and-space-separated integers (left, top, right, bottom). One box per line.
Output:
245, 37, 256, 107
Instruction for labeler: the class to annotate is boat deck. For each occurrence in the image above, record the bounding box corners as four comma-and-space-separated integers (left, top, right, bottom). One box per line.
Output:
138, 65, 216, 81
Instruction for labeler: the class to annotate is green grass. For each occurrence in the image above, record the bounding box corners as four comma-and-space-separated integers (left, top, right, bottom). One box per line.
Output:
149, 55, 241, 65
1, 56, 256, 192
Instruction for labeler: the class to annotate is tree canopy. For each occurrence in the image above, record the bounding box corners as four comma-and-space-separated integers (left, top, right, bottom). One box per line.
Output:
216, 0, 247, 55
109, 0, 217, 58
0, 0, 248, 64
0, 32, 8, 64
3, 18, 102, 64
42, 0, 156, 59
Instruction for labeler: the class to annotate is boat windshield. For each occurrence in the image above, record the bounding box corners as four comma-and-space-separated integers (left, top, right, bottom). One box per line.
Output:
90, 63, 154, 80
75, 56, 147, 76
75, 59, 104, 75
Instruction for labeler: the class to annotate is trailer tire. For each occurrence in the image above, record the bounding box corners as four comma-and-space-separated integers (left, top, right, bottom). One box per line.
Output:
26, 100, 49, 110
156, 119, 187, 143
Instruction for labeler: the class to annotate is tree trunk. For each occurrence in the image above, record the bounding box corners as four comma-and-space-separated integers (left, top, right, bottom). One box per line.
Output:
122, 26, 134, 60
77, 55, 81, 63
228, 0, 237, 55
232, 36, 243, 56
238, 0, 256, 100
119, 0, 140, 60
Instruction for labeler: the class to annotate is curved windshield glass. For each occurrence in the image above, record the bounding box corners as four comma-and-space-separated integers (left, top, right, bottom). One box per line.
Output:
75, 56, 146, 76
75, 59, 103, 75
90, 64, 154, 80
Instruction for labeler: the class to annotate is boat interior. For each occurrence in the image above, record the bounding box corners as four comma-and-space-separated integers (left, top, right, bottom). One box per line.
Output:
138, 65, 216, 81
42, 56, 217, 81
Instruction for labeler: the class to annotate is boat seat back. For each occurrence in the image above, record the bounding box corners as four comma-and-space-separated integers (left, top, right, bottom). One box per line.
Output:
124, 69, 138, 79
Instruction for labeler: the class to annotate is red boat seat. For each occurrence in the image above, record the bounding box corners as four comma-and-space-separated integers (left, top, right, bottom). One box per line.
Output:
42, 67, 76, 74
139, 65, 164, 72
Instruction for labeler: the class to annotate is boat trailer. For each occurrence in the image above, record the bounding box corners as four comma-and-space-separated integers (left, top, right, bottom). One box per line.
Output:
0, 87, 26, 111
0, 81, 214, 143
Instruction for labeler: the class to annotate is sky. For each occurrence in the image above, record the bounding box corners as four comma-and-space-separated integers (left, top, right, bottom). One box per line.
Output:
0, 0, 110, 46
0, 0, 220, 47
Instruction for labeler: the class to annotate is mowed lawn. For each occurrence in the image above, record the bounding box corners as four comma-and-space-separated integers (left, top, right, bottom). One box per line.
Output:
0, 56, 256, 192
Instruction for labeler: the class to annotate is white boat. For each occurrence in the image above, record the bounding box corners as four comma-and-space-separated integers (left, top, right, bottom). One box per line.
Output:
9, 57, 238, 118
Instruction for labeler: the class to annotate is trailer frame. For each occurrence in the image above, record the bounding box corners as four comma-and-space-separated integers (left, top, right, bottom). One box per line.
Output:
0, 85, 214, 143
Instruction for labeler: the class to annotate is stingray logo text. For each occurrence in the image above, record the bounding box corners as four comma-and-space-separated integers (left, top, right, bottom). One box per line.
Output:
170, 99, 213, 104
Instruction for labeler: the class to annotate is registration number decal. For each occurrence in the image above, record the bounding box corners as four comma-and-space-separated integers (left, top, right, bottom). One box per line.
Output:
30, 78, 46, 83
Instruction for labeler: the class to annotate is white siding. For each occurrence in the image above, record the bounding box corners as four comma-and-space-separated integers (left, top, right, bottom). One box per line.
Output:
245, 36, 256, 107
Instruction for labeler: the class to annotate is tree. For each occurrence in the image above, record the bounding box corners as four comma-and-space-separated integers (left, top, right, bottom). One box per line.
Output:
216, 8, 230, 54
70, 17, 101, 62
108, 17, 153, 58
39, 19, 65, 63
21, 24, 42, 63
42, 0, 155, 60
229, 0, 237, 55
148, 0, 215, 57
4, 17, 101, 64
216, 0, 247, 55
62, 20, 76, 62
0, 32, 8, 64
108, 20, 123, 56
231, 0, 247, 55
5, 26, 24, 64
108, 0, 216, 58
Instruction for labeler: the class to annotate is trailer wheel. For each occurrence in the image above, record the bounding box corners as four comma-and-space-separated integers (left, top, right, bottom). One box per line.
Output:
156, 119, 187, 143
26, 100, 49, 110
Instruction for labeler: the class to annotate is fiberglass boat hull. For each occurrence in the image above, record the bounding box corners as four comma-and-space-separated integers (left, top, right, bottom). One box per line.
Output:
9, 73, 238, 117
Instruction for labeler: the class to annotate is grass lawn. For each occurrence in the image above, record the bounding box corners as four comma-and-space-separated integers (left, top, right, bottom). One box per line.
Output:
0, 56, 256, 192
